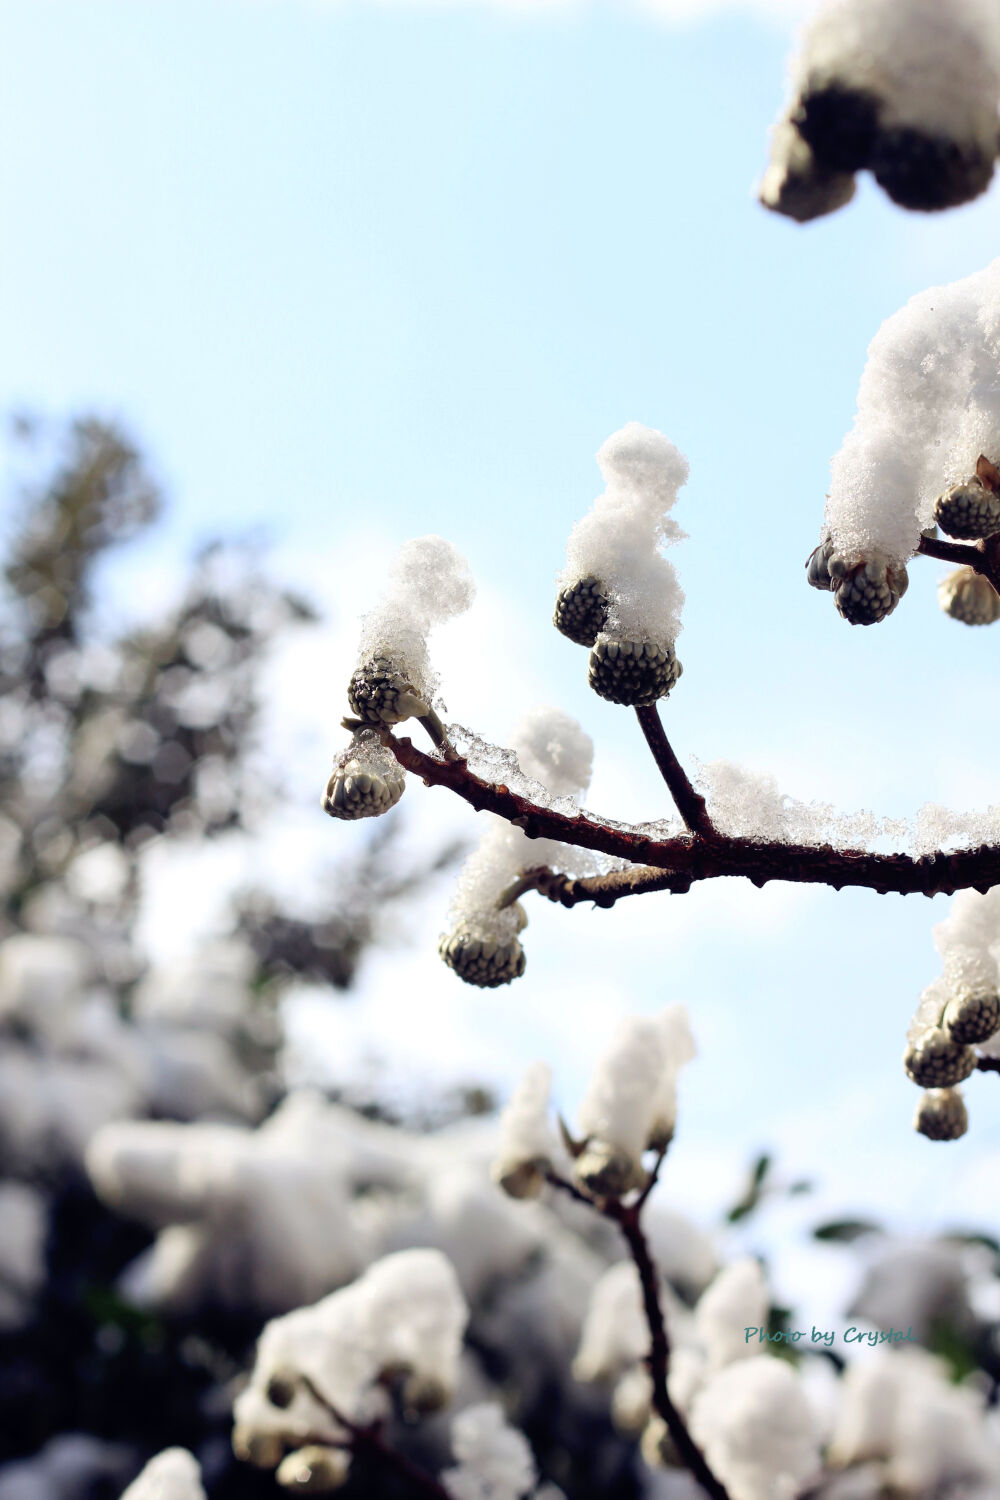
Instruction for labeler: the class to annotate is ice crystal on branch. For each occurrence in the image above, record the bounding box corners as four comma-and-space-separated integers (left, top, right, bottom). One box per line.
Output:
441, 709, 594, 987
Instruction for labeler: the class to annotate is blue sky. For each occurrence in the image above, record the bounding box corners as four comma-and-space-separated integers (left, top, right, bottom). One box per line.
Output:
6, 0, 1000, 1318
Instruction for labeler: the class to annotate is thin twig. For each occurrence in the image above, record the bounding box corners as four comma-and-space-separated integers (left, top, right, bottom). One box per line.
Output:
634, 706, 715, 838
977, 1056, 1000, 1074
296, 1373, 453, 1500
917, 533, 1000, 595
384, 733, 1000, 900
545, 1167, 730, 1500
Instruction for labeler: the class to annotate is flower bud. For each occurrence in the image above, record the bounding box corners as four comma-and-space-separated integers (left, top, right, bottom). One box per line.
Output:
493, 1158, 547, 1201
266, 1372, 299, 1410
805, 536, 837, 591
640, 1415, 681, 1470
348, 655, 430, 726
904, 1027, 976, 1088
322, 733, 405, 821
401, 1372, 449, 1416
276, 1445, 350, 1493
934, 480, 1000, 541
914, 1087, 968, 1142
611, 1368, 653, 1439
938, 567, 1000, 626
833, 556, 908, 626
588, 636, 682, 707
553, 576, 610, 647
573, 1138, 645, 1199
759, 120, 856, 223
871, 128, 996, 213
232, 1424, 285, 1470
943, 991, 1000, 1046
439, 912, 527, 988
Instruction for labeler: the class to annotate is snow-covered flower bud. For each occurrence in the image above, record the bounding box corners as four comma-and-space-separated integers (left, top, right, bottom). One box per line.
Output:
276, 1445, 350, 1493
233, 1424, 285, 1470
938, 567, 1000, 626
348, 655, 430, 726
934, 479, 1000, 541
832, 556, 908, 626
759, 118, 857, 223
904, 1027, 976, 1088
322, 732, 405, 821
553, 576, 609, 647
943, 990, 1000, 1045
574, 1138, 645, 1199
492, 1061, 557, 1200
640, 1415, 681, 1470
439, 908, 528, 988
914, 1087, 968, 1142
805, 535, 837, 591
588, 635, 682, 707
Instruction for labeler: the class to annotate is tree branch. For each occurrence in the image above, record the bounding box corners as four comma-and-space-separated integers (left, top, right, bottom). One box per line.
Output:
917, 533, 1000, 592
634, 706, 715, 838
385, 733, 1000, 900
295, 1373, 453, 1500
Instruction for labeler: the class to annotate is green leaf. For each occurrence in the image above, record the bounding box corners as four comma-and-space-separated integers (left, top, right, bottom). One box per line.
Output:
812, 1218, 883, 1243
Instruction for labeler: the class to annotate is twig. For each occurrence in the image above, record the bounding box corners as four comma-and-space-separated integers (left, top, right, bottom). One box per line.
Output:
296, 1373, 453, 1500
917, 533, 1000, 593
384, 733, 1000, 900
977, 1056, 1000, 1074
635, 706, 715, 838
545, 1168, 730, 1500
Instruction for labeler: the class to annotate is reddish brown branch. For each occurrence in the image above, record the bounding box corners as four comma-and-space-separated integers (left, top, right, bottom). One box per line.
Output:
635, 706, 715, 838
385, 733, 1000, 901
917, 533, 1000, 593
546, 1168, 730, 1500
295, 1373, 453, 1500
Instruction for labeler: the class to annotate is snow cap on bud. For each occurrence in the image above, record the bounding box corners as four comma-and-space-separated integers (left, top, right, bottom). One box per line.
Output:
575, 1004, 696, 1194
557, 424, 688, 679
695, 1259, 770, 1372
914, 1087, 968, 1142
322, 731, 405, 821
939, 566, 1000, 625
904, 1028, 976, 1088
492, 1061, 559, 1200
689, 1356, 821, 1500
276, 1446, 350, 1493
350, 537, 474, 724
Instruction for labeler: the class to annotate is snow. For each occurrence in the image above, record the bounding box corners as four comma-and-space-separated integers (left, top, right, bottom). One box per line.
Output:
559, 423, 688, 649
356, 535, 475, 708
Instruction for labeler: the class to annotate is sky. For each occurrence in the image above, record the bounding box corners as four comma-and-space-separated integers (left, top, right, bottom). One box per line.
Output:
5, 0, 1000, 1324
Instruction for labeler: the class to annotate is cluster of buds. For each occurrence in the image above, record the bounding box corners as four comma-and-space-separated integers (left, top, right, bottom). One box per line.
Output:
904, 985, 1000, 1141
805, 535, 908, 626
555, 578, 684, 708
760, 4, 1000, 221
322, 730, 406, 822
